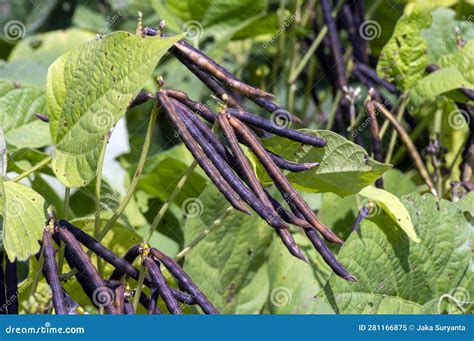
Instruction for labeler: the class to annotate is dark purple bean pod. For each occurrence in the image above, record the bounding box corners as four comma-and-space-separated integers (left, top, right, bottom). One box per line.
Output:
128, 91, 154, 109
5, 258, 18, 314
304, 228, 356, 281
150, 248, 219, 314
109, 244, 142, 281
157, 93, 251, 215
34, 113, 49, 123
227, 116, 343, 244
340, 4, 367, 64
171, 98, 288, 230
267, 150, 320, 172
276, 228, 308, 262
123, 299, 135, 315
170, 49, 244, 110
248, 97, 302, 124
226, 108, 326, 147
355, 63, 398, 94
319, 0, 347, 89
352, 206, 370, 232
41, 231, 67, 315
164, 89, 216, 123
0, 252, 6, 314
105, 280, 124, 314
54, 227, 118, 314
143, 256, 182, 314
265, 190, 313, 229
172, 40, 274, 99
58, 220, 152, 287
148, 289, 163, 314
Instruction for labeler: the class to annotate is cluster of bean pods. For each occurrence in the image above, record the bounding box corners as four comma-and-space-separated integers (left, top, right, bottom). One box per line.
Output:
136, 24, 355, 282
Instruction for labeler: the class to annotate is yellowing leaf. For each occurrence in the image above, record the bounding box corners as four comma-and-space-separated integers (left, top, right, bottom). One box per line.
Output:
359, 186, 420, 243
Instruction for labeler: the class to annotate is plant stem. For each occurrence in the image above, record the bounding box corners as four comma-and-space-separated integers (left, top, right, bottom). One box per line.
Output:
29, 250, 44, 297
384, 96, 407, 164
373, 101, 437, 196
175, 207, 233, 262
97, 102, 159, 242
57, 187, 71, 275
94, 140, 108, 276
11, 156, 52, 183
326, 90, 342, 130
132, 261, 146, 311
146, 160, 198, 243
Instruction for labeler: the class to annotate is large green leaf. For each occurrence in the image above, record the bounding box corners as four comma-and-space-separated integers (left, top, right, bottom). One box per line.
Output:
183, 184, 273, 313
2, 181, 46, 261
46, 31, 180, 187
377, 4, 432, 90
0, 80, 50, 149
318, 193, 473, 314
259, 130, 391, 196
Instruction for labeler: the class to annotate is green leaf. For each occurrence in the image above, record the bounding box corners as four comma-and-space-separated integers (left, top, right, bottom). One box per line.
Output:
183, 184, 273, 313
377, 4, 432, 90
5, 29, 95, 86
0, 80, 50, 149
259, 130, 391, 196
46, 32, 180, 187
319, 193, 473, 314
2, 181, 46, 261
265, 233, 331, 314
421, 7, 474, 64
359, 186, 419, 243
410, 67, 473, 106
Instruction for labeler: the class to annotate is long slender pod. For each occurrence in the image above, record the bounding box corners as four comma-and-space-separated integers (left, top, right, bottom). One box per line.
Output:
157, 93, 251, 214
143, 256, 182, 314
172, 40, 273, 99
226, 108, 326, 147
109, 245, 142, 281
266, 150, 319, 172
170, 49, 244, 110
59, 220, 153, 285
148, 290, 163, 314
54, 227, 118, 314
304, 228, 356, 281
123, 299, 135, 315
41, 231, 68, 314
106, 280, 124, 314
227, 115, 343, 244
5, 259, 18, 314
150, 248, 219, 314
